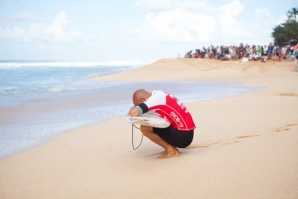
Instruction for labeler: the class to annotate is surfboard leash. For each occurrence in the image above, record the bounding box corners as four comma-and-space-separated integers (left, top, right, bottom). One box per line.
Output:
132, 124, 143, 150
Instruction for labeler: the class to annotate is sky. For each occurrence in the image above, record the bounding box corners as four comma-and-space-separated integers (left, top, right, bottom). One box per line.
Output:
0, 0, 297, 63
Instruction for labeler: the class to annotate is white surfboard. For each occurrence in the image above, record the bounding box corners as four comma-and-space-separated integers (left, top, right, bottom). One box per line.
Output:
126, 111, 170, 128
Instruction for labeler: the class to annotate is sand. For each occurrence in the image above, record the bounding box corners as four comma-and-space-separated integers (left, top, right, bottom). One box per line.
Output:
1, 59, 298, 199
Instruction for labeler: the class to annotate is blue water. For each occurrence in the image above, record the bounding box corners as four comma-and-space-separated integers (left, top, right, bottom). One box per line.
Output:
0, 61, 140, 108
0, 61, 261, 158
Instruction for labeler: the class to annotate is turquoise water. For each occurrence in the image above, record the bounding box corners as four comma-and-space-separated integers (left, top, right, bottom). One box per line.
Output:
0, 61, 260, 158
0, 61, 139, 108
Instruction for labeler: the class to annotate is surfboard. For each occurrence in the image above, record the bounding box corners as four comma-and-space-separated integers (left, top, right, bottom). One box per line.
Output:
126, 111, 170, 128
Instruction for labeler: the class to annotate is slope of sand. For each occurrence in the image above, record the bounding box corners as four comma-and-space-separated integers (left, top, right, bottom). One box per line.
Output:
1, 59, 298, 199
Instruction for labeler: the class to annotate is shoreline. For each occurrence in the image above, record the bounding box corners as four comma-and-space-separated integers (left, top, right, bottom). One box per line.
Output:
0, 79, 259, 159
0, 59, 297, 198
0, 87, 260, 160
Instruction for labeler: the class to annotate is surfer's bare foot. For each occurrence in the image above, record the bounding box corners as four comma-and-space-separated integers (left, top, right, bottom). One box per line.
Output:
157, 147, 179, 159
158, 147, 179, 155
157, 150, 166, 155
173, 147, 179, 153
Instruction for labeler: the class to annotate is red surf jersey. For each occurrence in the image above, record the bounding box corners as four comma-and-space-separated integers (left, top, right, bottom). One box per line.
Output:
138, 90, 196, 131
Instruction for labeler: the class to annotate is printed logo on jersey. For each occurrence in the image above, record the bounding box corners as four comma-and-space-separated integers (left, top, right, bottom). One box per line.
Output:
170, 111, 184, 128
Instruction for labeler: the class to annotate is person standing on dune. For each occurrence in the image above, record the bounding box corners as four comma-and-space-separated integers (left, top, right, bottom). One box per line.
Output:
128, 89, 196, 159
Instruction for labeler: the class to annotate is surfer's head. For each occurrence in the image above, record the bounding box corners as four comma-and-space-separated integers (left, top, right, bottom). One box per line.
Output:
133, 89, 151, 106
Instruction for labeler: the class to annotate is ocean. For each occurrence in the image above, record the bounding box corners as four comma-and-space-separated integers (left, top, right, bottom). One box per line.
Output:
0, 61, 260, 158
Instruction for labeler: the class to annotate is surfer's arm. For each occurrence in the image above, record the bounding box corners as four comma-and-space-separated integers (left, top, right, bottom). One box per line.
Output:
128, 102, 149, 116
128, 107, 137, 116
127, 106, 141, 116
128, 106, 144, 116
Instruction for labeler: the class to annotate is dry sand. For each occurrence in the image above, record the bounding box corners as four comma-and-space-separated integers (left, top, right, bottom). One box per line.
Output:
1, 59, 298, 199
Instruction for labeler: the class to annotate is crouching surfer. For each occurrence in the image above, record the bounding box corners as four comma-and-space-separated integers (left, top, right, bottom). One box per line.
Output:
128, 89, 196, 159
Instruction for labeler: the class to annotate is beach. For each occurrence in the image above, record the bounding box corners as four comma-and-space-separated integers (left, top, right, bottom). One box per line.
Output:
0, 58, 298, 198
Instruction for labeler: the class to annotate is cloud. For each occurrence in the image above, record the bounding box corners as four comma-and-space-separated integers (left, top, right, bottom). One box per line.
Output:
44, 12, 80, 42
130, 0, 242, 43
0, 12, 80, 43
129, 0, 272, 45
254, 8, 271, 18
130, 0, 219, 43
276, 15, 288, 25
135, 0, 172, 9
128, 8, 216, 42
135, 0, 213, 12
82, 31, 108, 43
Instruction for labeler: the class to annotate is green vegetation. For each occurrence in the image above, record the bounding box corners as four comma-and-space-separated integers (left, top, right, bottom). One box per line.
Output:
272, 6, 298, 46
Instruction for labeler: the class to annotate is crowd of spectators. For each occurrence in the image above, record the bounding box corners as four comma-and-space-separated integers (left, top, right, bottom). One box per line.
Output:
184, 41, 298, 63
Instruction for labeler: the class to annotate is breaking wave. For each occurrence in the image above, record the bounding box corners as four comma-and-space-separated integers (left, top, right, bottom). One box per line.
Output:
0, 60, 145, 68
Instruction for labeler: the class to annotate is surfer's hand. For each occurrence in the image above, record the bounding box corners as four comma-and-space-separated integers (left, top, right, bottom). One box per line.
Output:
128, 106, 138, 117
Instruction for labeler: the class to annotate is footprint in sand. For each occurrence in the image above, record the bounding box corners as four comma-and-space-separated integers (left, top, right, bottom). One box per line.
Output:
149, 123, 298, 155
278, 93, 298, 97
272, 123, 298, 133
147, 128, 298, 156
181, 134, 260, 150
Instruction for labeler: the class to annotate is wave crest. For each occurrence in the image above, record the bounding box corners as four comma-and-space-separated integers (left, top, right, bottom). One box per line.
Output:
0, 60, 144, 68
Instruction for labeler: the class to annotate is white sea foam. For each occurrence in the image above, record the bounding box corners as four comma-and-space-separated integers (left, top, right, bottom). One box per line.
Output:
48, 88, 64, 92
0, 86, 18, 91
0, 60, 145, 68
